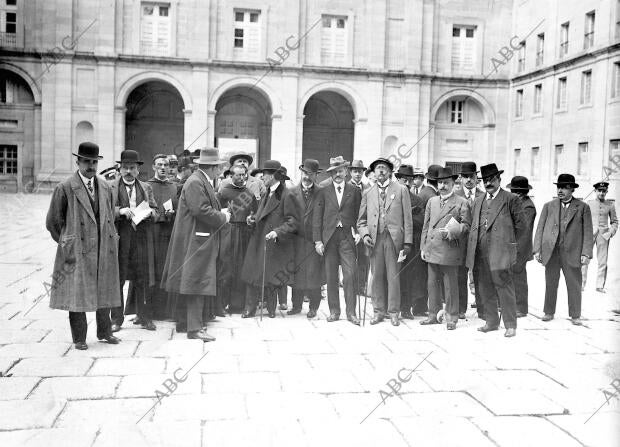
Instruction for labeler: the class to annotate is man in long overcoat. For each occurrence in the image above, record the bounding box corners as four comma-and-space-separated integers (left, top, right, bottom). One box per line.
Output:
241, 160, 298, 318
160, 148, 230, 341
45, 142, 121, 350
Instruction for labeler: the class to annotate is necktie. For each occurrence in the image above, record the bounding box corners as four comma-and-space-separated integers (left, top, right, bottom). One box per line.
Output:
337, 186, 342, 194
87, 179, 94, 197
440, 197, 446, 208
303, 188, 310, 201
379, 186, 386, 201
125, 182, 134, 197
414, 187, 419, 195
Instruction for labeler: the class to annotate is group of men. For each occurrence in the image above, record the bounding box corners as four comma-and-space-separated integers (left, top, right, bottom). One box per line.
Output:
46, 141, 617, 348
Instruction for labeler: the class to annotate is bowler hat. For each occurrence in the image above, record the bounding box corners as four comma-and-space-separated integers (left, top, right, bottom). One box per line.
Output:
299, 159, 322, 174
554, 173, 579, 189
326, 156, 351, 172
593, 181, 609, 190
259, 160, 282, 173
369, 157, 394, 172
506, 175, 532, 191
425, 164, 443, 180
479, 163, 504, 180
193, 148, 227, 165
229, 152, 254, 166
279, 166, 291, 181
459, 161, 478, 176
395, 164, 415, 178
350, 160, 367, 170
435, 167, 459, 180
250, 168, 262, 177
117, 150, 144, 165
73, 142, 103, 160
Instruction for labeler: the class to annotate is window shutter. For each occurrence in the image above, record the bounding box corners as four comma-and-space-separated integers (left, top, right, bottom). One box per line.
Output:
141, 7, 156, 53
451, 29, 462, 72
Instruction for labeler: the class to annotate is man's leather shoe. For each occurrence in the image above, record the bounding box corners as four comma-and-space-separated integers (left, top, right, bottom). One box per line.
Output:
596, 288, 606, 293
571, 317, 583, 326
458, 313, 466, 319
541, 314, 554, 322
413, 311, 428, 317
74, 341, 88, 350
98, 335, 121, 344
176, 323, 187, 333
504, 328, 516, 337
370, 315, 383, 325
327, 313, 340, 322
470, 303, 477, 308
307, 309, 317, 318
447, 322, 456, 330
132, 317, 143, 325
187, 330, 216, 342
477, 325, 498, 333
279, 303, 287, 310
401, 311, 414, 320
241, 310, 255, 318
516, 311, 527, 318
268, 310, 276, 318
287, 308, 301, 315
142, 320, 156, 331
347, 315, 360, 326
110, 324, 121, 333
419, 318, 439, 325
390, 315, 400, 326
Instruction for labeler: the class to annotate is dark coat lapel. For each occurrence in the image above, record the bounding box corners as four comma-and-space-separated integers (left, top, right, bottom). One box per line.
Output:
71, 173, 96, 223
485, 189, 508, 231
196, 170, 220, 209
340, 182, 353, 210
258, 182, 283, 221
430, 195, 457, 228
564, 200, 579, 226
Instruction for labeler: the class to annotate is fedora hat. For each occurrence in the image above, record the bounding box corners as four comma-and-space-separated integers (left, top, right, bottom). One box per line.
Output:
299, 159, 321, 174
229, 152, 254, 166
395, 164, 415, 178
73, 142, 103, 161
506, 175, 532, 191
554, 173, 579, 189
326, 156, 350, 172
369, 157, 394, 172
435, 167, 459, 180
259, 160, 282, 173
350, 159, 367, 170
459, 161, 478, 176
193, 147, 227, 165
593, 181, 609, 190
117, 150, 144, 165
479, 163, 504, 180
425, 164, 443, 180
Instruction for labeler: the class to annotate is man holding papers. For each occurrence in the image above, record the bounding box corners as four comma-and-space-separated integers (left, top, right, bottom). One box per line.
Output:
419, 167, 471, 330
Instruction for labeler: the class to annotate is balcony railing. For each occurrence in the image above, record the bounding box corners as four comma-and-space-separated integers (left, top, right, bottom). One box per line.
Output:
0, 32, 17, 47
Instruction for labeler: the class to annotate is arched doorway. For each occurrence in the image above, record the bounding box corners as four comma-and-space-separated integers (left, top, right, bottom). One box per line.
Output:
302, 91, 354, 182
125, 81, 184, 180
214, 86, 272, 169
0, 69, 35, 192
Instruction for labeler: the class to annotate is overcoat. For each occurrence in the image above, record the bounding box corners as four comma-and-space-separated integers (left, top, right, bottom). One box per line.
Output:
533, 198, 594, 268
241, 182, 298, 287
160, 170, 227, 296
45, 173, 121, 311
466, 188, 524, 271
516, 195, 536, 264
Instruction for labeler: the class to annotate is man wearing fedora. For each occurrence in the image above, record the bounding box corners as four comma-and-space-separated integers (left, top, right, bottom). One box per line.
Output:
161, 148, 231, 341
506, 176, 537, 317
358, 157, 413, 326
46, 142, 122, 350
241, 160, 298, 318
455, 161, 485, 318
420, 167, 471, 329
289, 159, 324, 317
411, 167, 428, 197
218, 152, 266, 199
534, 174, 593, 325
313, 156, 362, 324
349, 160, 371, 298
394, 165, 426, 319
583, 181, 618, 293
466, 163, 524, 337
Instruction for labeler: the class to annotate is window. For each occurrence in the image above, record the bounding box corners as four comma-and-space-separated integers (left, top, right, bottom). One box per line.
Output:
578, 142, 589, 176
556, 77, 567, 109
531, 147, 540, 179
584, 11, 595, 50
517, 41, 526, 72
611, 139, 620, 159
450, 100, 464, 123
560, 22, 569, 57
321, 15, 347, 66
386, 18, 404, 70
534, 84, 542, 114
515, 89, 523, 117
0, 0, 17, 46
0, 145, 17, 175
514, 148, 521, 174
451, 25, 476, 73
233, 10, 261, 61
580, 70, 592, 105
536, 33, 544, 66
613, 62, 620, 98
140, 3, 171, 56
554, 144, 564, 175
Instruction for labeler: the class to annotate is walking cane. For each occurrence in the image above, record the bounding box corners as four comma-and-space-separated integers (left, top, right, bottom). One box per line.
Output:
259, 240, 268, 322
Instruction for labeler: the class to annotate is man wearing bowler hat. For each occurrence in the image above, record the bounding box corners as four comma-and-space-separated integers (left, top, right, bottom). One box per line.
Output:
314, 157, 362, 324
506, 176, 537, 316
583, 181, 618, 293
466, 163, 524, 337
357, 157, 413, 326
46, 142, 121, 350
534, 174, 593, 325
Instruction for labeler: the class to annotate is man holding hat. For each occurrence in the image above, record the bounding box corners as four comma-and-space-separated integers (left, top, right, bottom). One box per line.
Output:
534, 174, 593, 325
466, 163, 524, 337
419, 167, 471, 329
313, 156, 362, 324
506, 176, 537, 316
46, 142, 122, 350
161, 148, 231, 341
583, 182, 618, 292
358, 157, 413, 326
110, 150, 159, 332
218, 152, 266, 200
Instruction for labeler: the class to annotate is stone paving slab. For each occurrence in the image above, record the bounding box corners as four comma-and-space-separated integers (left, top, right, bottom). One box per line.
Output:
8, 357, 93, 377
87, 358, 166, 376
116, 373, 201, 398
0, 342, 71, 358
548, 413, 620, 447
0, 398, 66, 430
391, 416, 496, 447
0, 376, 40, 400
29, 376, 120, 400
0, 428, 97, 447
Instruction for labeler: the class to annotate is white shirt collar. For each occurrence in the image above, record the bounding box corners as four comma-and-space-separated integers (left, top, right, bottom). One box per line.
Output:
78, 170, 94, 188
377, 179, 391, 188
270, 181, 281, 193
465, 187, 476, 197
487, 189, 499, 200
427, 183, 438, 192
440, 191, 454, 200
333, 180, 345, 190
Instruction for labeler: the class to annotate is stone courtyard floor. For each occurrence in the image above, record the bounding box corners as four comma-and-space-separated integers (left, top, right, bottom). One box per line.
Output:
0, 192, 619, 447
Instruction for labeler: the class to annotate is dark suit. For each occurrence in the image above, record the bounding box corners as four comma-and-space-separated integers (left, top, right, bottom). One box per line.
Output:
466, 189, 524, 329
411, 184, 438, 313
534, 198, 593, 318
349, 180, 371, 296
313, 181, 361, 317
513, 195, 536, 314
400, 192, 425, 314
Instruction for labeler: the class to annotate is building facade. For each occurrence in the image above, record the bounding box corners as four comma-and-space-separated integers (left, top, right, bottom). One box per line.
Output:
0, 0, 618, 197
